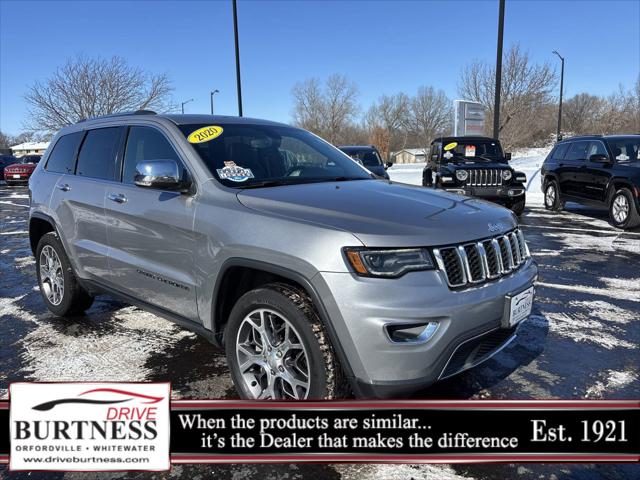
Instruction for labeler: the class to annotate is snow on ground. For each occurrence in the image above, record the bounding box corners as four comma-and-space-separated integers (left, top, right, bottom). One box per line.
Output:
386, 146, 552, 207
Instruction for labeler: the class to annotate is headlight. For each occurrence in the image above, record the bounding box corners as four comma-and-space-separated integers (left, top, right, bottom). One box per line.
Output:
502, 170, 513, 180
455, 170, 468, 181
344, 248, 435, 278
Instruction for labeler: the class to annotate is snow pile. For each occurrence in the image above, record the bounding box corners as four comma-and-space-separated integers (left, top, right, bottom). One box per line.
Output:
386, 146, 552, 207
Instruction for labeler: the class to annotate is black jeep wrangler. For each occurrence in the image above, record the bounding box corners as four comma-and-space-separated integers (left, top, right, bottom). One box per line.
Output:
541, 134, 640, 229
423, 136, 527, 215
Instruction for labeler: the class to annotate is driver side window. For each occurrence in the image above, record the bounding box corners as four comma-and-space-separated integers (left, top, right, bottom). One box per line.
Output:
122, 126, 183, 184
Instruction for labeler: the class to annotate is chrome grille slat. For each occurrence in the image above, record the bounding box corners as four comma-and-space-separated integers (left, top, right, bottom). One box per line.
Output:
467, 169, 504, 187
434, 229, 530, 289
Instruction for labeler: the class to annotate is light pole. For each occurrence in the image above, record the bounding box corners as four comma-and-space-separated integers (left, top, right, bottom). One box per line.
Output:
553, 50, 565, 141
232, 0, 243, 117
493, 0, 505, 139
210, 89, 219, 115
181, 98, 194, 114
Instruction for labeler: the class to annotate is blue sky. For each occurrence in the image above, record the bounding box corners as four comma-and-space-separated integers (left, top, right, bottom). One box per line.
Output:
1, 0, 638, 135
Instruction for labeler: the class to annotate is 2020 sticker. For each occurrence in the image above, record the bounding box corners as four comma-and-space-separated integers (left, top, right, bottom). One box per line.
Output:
187, 126, 223, 143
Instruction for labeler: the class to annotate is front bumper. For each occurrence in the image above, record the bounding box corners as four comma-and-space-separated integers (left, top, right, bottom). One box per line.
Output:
4, 172, 31, 182
315, 258, 538, 398
443, 185, 525, 201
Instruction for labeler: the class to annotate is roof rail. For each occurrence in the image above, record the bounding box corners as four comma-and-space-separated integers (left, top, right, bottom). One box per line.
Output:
561, 134, 603, 139
76, 110, 157, 123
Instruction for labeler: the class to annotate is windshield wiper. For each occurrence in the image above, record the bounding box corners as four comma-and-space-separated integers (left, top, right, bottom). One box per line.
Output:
238, 178, 305, 189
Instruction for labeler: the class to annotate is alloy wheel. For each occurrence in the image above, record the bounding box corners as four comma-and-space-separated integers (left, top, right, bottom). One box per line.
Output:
545, 184, 556, 208
612, 194, 629, 224
235, 308, 310, 399
39, 245, 64, 306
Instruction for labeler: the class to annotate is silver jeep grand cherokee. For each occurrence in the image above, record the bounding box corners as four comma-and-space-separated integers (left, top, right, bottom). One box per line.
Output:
28, 112, 537, 399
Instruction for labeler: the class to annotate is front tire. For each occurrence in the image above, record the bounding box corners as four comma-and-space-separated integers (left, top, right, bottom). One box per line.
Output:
36, 232, 94, 316
609, 188, 640, 230
225, 283, 349, 400
510, 197, 526, 216
544, 180, 563, 211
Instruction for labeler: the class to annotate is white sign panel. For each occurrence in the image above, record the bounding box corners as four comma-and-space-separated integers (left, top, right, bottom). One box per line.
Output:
10, 383, 170, 471
453, 100, 486, 136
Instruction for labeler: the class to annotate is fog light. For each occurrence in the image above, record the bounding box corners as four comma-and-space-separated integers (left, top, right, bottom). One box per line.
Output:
385, 322, 438, 344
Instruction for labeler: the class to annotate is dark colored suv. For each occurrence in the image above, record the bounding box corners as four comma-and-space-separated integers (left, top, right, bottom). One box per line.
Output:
423, 136, 527, 215
0, 154, 18, 180
541, 135, 640, 229
338, 145, 391, 179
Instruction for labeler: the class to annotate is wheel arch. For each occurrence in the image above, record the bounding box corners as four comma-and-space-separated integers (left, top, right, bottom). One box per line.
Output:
210, 258, 357, 387
605, 178, 635, 203
29, 212, 57, 255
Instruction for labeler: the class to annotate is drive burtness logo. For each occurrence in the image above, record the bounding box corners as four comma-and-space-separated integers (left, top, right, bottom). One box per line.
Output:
9, 383, 170, 471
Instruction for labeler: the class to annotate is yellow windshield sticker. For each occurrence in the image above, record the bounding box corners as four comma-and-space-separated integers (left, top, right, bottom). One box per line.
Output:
187, 125, 223, 143
444, 142, 457, 151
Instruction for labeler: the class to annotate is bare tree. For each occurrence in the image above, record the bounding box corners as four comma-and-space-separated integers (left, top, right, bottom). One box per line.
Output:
291, 78, 325, 134
25, 55, 174, 133
406, 86, 452, 153
563, 93, 605, 134
365, 93, 410, 160
323, 75, 359, 144
291, 74, 359, 144
458, 44, 557, 148
0, 131, 12, 150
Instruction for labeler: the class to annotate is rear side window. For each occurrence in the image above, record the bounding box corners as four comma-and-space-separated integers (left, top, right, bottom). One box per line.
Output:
76, 128, 120, 180
45, 132, 84, 174
122, 126, 182, 184
551, 143, 569, 160
564, 141, 590, 162
587, 141, 608, 158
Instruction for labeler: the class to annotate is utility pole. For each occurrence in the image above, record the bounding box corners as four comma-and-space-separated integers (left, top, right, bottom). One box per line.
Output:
553, 50, 565, 141
493, 0, 505, 139
232, 0, 243, 117
181, 98, 194, 114
210, 89, 219, 115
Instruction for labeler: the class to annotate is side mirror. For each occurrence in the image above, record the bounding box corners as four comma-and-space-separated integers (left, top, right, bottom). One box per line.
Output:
384, 162, 393, 169
134, 160, 189, 191
504, 152, 512, 161
589, 154, 611, 163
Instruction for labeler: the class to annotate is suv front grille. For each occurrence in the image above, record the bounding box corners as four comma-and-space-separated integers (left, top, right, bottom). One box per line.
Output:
468, 169, 504, 186
433, 229, 530, 289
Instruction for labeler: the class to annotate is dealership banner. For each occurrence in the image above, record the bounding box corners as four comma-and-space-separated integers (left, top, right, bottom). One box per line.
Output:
0, 384, 638, 470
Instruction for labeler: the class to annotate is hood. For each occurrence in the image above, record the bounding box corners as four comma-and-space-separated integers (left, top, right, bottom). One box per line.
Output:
237, 180, 517, 247
5, 163, 37, 171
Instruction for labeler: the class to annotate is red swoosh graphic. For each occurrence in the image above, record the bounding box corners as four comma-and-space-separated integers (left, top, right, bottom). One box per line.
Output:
79, 388, 163, 404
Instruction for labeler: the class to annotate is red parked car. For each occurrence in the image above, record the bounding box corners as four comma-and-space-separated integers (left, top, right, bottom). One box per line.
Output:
3, 155, 41, 185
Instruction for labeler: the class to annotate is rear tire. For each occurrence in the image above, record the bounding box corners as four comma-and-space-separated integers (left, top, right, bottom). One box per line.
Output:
544, 180, 563, 212
609, 188, 640, 230
36, 232, 94, 316
225, 283, 349, 400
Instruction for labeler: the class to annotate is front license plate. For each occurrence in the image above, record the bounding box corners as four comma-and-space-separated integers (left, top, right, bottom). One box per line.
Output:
12, 174, 21, 179
504, 286, 534, 327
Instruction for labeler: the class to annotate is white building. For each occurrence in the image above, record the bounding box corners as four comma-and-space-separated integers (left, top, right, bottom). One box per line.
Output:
11, 141, 50, 157
391, 148, 429, 164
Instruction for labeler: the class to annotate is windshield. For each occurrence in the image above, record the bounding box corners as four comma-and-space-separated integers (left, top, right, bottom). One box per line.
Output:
608, 137, 640, 163
340, 149, 382, 167
179, 123, 372, 188
442, 140, 504, 163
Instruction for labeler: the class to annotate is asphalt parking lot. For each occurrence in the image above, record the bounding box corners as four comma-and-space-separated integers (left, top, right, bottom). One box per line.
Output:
1, 181, 638, 479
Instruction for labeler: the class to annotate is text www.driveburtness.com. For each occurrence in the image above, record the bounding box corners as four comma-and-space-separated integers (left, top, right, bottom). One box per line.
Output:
22, 456, 150, 464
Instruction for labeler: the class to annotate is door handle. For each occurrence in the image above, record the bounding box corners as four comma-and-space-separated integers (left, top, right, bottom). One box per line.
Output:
56, 184, 71, 192
107, 193, 127, 204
